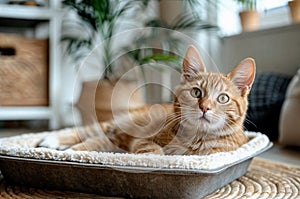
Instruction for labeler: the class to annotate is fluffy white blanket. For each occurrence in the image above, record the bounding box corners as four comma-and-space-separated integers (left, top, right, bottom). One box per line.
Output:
0, 129, 270, 171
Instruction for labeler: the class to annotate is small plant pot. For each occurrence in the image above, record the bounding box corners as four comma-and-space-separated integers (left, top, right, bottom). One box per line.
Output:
76, 79, 144, 125
288, 0, 300, 23
239, 10, 260, 32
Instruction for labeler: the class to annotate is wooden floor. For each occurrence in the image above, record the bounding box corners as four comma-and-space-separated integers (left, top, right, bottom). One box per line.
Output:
0, 129, 45, 138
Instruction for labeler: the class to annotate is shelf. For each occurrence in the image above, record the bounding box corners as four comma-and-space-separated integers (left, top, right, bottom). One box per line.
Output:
0, 18, 48, 28
0, 107, 51, 120
224, 23, 300, 39
0, 1, 61, 129
0, 5, 53, 20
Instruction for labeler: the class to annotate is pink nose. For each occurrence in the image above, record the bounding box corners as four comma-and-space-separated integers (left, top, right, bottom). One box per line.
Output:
200, 105, 210, 113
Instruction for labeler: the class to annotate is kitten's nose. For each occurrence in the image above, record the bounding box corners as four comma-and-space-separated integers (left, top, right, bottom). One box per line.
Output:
200, 105, 211, 113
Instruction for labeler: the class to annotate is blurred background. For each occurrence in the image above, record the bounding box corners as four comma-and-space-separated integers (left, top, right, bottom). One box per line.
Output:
0, 0, 299, 158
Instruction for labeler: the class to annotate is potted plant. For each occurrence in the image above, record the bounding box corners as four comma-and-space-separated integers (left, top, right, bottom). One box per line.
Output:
235, 0, 259, 32
288, 0, 300, 23
122, 0, 218, 103
61, 0, 218, 123
61, 0, 149, 123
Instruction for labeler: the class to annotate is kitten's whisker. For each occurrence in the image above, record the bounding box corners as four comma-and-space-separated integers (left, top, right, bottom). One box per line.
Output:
244, 118, 257, 128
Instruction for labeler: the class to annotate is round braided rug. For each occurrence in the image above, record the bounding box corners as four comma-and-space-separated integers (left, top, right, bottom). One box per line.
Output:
205, 158, 300, 199
0, 158, 299, 199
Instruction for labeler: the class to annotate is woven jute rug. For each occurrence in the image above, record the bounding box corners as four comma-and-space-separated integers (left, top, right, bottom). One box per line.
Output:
205, 158, 300, 199
0, 158, 299, 198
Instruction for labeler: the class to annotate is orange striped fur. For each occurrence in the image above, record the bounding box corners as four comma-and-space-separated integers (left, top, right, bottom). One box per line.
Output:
39, 46, 256, 155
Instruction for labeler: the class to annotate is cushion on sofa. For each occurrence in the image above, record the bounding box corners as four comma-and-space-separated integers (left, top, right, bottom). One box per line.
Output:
244, 73, 292, 141
279, 69, 300, 146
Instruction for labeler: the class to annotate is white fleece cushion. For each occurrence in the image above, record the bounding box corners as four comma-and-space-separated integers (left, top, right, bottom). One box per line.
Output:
279, 69, 300, 146
0, 130, 269, 171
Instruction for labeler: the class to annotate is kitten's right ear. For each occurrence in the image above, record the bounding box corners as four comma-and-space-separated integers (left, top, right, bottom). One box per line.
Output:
182, 45, 206, 80
228, 58, 256, 96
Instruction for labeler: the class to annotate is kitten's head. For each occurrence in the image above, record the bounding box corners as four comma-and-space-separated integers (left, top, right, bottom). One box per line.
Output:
174, 45, 256, 136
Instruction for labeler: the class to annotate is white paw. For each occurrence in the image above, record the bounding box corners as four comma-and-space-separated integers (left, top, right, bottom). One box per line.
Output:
39, 135, 60, 149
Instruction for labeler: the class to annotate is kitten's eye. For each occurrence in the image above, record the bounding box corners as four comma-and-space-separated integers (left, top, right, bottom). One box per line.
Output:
190, 88, 202, 98
217, 94, 230, 104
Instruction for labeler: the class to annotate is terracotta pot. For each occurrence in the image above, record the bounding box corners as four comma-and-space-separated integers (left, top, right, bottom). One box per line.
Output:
239, 10, 260, 32
288, 0, 300, 23
76, 79, 144, 125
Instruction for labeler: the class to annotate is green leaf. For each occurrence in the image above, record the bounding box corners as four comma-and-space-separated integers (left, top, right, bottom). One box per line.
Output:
140, 54, 180, 64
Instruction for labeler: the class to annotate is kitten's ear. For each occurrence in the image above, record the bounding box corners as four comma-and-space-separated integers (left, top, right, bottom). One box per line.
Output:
182, 45, 206, 80
228, 58, 256, 96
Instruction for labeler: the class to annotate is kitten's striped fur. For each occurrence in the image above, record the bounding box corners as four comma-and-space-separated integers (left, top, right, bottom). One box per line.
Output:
39, 46, 256, 155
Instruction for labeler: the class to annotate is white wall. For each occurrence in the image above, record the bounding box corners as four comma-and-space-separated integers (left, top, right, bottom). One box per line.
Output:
219, 23, 300, 76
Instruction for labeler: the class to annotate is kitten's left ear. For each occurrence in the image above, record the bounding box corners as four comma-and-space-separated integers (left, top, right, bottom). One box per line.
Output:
182, 45, 206, 80
228, 58, 256, 96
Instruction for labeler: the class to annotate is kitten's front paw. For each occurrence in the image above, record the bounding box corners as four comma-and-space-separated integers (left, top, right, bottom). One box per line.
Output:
135, 147, 164, 155
133, 144, 165, 155
38, 136, 68, 150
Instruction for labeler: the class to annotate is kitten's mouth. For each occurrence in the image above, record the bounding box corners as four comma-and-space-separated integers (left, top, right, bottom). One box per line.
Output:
200, 116, 210, 123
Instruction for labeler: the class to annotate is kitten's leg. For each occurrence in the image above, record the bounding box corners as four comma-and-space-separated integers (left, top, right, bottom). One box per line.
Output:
164, 144, 189, 155
163, 138, 190, 155
38, 128, 83, 150
130, 139, 164, 155
69, 136, 121, 152
38, 122, 113, 150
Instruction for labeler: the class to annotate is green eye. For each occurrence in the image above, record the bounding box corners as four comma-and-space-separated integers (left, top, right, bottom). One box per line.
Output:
190, 88, 202, 98
217, 94, 230, 104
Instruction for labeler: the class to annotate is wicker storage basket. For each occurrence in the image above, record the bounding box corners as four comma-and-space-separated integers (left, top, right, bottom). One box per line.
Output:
0, 33, 48, 106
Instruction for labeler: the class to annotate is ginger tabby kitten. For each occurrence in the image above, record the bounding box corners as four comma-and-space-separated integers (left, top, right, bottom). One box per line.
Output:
39, 45, 256, 155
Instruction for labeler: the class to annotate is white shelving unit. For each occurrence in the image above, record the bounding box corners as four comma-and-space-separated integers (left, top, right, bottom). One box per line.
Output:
0, 1, 61, 129
0, 4, 53, 19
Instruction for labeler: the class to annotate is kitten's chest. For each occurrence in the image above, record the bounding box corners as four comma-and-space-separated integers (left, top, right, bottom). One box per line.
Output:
185, 131, 248, 155
153, 119, 179, 147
